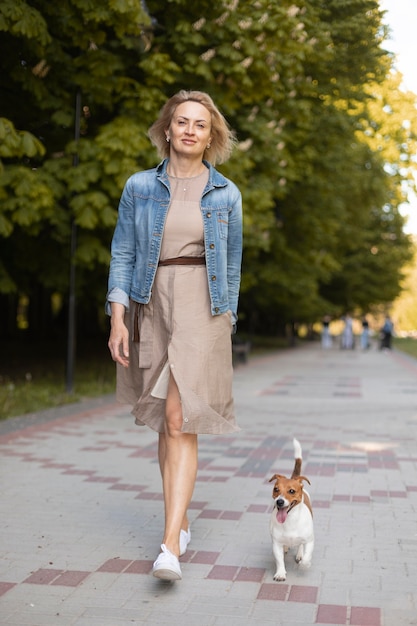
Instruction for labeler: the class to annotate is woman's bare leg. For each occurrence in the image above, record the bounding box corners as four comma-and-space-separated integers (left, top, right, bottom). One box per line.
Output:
158, 435, 191, 534
158, 373, 197, 556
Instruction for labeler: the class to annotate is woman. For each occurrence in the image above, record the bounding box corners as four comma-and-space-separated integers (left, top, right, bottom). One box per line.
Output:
106, 90, 243, 581
361, 316, 370, 350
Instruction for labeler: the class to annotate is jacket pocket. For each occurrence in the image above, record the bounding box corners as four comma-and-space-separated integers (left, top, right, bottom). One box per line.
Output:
217, 211, 229, 239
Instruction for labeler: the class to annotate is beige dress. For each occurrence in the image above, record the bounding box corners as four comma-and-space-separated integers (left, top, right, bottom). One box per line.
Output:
116, 170, 239, 435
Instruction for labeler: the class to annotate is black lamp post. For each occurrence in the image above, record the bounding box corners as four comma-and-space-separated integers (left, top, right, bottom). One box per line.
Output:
66, 91, 81, 394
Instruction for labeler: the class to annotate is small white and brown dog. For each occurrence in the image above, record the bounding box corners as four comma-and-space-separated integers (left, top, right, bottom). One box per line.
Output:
269, 438, 314, 581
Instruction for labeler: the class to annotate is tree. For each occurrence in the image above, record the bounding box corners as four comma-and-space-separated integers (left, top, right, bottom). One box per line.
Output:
237, 0, 415, 329
0, 0, 415, 342
0, 0, 155, 336
391, 239, 417, 332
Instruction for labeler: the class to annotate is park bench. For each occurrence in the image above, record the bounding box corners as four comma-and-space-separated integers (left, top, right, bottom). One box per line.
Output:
232, 336, 251, 365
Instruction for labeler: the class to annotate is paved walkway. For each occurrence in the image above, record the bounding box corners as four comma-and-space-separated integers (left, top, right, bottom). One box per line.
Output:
1, 341, 417, 626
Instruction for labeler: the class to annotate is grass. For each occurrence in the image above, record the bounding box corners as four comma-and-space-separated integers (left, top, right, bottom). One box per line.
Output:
2, 334, 416, 422
392, 336, 417, 359
1, 331, 294, 421
0, 365, 116, 421
0, 335, 116, 421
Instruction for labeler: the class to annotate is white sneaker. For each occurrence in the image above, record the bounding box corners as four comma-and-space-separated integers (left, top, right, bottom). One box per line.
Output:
179, 528, 191, 556
152, 544, 182, 581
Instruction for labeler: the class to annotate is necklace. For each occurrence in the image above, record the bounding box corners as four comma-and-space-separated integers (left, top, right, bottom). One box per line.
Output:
167, 170, 206, 193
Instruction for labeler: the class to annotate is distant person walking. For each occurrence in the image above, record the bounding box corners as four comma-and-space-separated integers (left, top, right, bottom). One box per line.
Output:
341, 314, 354, 349
321, 315, 332, 349
361, 316, 370, 350
380, 315, 394, 350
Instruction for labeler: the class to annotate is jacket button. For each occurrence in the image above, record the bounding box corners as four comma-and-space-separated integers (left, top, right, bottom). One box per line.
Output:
209, 243, 215, 249
207, 212, 211, 218
211, 275, 216, 281
215, 307, 219, 313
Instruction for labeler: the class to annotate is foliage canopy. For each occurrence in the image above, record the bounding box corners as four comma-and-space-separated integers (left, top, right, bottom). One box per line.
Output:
1, 0, 416, 338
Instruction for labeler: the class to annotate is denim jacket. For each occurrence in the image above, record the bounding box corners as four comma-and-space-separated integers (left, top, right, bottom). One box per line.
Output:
106, 159, 242, 327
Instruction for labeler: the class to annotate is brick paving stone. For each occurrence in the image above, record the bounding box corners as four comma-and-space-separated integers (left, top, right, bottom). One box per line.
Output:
1, 342, 417, 625
257, 583, 289, 601
207, 565, 239, 580
235, 567, 265, 582
288, 585, 318, 603
0, 582, 16, 597
316, 604, 348, 624
22, 569, 64, 584
124, 560, 153, 574
190, 551, 220, 565
97, 559, 133, 573
350, 606, 381, 626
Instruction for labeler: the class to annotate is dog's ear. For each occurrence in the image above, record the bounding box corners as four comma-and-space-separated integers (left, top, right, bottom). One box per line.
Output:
298, 475, 311, 485
269, 474, 286, 483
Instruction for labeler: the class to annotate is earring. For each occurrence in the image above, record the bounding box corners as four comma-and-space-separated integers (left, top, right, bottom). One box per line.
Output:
166, 136, 170, 143
206, 143, 211, 149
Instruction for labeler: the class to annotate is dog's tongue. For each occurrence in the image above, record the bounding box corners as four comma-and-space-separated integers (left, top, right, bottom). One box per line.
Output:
276, 508, 288, 524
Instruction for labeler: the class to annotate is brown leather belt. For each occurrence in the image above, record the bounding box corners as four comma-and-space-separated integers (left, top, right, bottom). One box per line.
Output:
158, 256, 206, 266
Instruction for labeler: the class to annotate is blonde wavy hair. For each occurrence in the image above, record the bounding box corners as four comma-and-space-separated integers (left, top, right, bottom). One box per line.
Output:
148, 90, 236, 166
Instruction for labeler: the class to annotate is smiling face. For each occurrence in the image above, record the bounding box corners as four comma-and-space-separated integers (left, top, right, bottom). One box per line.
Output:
166, 100, 212, 162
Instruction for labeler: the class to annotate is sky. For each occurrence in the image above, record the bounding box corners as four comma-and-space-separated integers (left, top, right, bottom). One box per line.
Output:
379, 0, 417, 233
380, 0, 417, 93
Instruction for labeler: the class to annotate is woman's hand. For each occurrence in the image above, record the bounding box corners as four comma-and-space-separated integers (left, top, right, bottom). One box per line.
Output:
108, 303, 130, 368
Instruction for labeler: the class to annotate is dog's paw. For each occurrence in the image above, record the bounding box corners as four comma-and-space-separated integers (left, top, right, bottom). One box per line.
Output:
298, 560, 312, 570
273, 572, 287, 582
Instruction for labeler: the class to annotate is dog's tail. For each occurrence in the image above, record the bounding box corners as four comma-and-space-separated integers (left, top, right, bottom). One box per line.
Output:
291, 437, 302, 479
